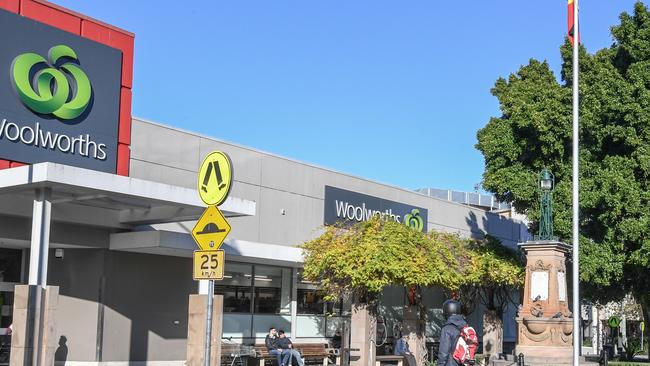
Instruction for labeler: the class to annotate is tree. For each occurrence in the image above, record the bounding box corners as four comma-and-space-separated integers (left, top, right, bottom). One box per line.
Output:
301, 218, 524, 365
476, 1, 650, 322
302, 218, 470, 300
302, 218, 466, 366
460, 236, 524, 314
459, 236, 524, 358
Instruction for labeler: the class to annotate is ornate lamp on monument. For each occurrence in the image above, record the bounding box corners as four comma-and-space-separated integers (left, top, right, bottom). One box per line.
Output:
514, 168, 574, 364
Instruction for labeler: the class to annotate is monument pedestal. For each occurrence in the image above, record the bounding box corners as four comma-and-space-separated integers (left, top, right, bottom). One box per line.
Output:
515, 240, 573, 364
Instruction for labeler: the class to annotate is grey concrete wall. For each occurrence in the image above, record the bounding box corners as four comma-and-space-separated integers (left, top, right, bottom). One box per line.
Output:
129, 118, 527, 247
100, 250, 194, 362
46, 249, 196, 362
48, 249, 104, 362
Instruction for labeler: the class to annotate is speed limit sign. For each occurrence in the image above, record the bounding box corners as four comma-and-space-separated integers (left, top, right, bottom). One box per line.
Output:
193, 249, 225, 280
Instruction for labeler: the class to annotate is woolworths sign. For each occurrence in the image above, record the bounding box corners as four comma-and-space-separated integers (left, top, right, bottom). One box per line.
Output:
324, 186, 428, 232
0, 9, 121, 173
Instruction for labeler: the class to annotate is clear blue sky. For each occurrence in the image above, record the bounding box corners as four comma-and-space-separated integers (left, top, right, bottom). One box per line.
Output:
56, 0, 638, 192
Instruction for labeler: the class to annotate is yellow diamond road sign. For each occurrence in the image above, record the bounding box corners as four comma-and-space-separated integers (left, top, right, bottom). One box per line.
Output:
193, 250, 225, 280
192, 205, 231, 250
198, 151, 233, 206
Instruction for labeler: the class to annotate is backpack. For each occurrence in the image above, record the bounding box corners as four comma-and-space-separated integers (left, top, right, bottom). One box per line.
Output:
452, 325, 478, 365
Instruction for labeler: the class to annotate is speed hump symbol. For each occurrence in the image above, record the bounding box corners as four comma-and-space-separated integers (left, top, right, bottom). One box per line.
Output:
193, 250, 225, 280
192, 206, 231, 250
198, 151, 233, 206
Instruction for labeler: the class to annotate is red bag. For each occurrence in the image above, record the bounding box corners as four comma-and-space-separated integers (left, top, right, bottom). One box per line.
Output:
452, 326, 478, 365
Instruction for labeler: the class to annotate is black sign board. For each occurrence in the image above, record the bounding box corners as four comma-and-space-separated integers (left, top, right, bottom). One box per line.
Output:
0, 9, 122, 173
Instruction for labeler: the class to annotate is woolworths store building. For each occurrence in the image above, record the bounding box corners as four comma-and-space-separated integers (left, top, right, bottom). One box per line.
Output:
0, 1, 528, 364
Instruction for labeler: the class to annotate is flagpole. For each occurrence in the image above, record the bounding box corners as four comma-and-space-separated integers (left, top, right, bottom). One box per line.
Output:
571, 0, 580, 364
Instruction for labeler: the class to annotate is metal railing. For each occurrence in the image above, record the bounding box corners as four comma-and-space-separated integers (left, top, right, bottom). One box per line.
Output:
415, 188, 511, 211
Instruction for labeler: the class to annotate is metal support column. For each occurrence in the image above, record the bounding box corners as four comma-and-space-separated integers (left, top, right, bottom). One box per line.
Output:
571, 0, 581, 364
290, 268, 298, 338
29, 187, 52, 286
204, 280, 215, 366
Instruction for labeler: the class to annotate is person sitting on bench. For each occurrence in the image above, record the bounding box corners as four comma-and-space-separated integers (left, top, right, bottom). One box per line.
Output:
277, 330, 304, 366
265, 327, 288, 366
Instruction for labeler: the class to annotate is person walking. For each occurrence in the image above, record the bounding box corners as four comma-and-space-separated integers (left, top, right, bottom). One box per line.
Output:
436, 300, 466, 366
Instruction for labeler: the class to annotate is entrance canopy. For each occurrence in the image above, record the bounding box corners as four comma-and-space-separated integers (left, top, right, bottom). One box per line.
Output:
0, 162, 256, 286
0, 162, 256, 229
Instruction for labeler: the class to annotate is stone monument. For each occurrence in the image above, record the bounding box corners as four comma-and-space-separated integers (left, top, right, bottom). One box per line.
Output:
514, 169, 573, 364
515, 240, 573, 362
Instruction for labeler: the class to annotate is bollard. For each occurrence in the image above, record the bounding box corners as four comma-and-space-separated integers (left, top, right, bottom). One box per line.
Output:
517, 353, 525, 366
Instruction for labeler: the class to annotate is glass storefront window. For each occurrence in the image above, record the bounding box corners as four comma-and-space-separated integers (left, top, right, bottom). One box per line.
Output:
254, 287, 280, 314
215, 262, 252, 313
254, 266, 291, 314
0, 249, 22, 283
214, 262, 292, 315
297, 289, 325, 314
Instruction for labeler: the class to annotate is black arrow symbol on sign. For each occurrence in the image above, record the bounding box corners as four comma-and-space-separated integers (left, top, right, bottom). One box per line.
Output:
201, 161, 227, 193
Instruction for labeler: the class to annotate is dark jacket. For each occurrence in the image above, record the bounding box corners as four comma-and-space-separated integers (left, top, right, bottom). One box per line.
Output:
277, 337, 293, 350
436, 314, 467, 366
265, 335, 278, 351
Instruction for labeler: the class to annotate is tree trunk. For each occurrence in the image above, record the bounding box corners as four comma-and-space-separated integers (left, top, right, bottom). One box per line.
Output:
482, 310, 503, 362
403, 306, 426, 366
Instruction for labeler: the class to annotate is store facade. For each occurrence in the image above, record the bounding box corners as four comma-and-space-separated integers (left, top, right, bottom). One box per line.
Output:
0, 1, 528, 364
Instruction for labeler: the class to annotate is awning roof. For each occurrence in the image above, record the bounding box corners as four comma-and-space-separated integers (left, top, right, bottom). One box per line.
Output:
0, 162, 256, 229
110, 230, 304, 267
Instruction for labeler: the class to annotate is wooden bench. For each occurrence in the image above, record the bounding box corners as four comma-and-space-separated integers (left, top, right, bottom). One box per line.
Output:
255, 344, 330, 366
375, 355, 405, 366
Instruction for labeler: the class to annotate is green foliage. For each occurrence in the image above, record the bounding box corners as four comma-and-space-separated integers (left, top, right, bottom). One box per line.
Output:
464, 236, 525, 289
460, 236, 525, 313
623, 337, 643, 361
302, 218, 464, 302
301, 218, 524, 304
475, 1, 650, 305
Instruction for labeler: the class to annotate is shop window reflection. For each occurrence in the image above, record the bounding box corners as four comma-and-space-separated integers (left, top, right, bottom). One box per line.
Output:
214, 262, 292, 315
253, 265, 282, 314
214, 262, 253, 313
0, 249, 22, 283
297, 289, 325, 314
296, 270, 346, 315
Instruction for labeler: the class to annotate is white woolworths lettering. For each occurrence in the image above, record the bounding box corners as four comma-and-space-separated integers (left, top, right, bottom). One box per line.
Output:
334, 200, 402, 223
57, 134, 71, 152
4, 122, 19, 141
0, 118, 108, 160
20, 125, 35, 144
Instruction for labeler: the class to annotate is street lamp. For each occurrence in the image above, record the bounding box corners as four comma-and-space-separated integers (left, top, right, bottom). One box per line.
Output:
540, 169, 553, 191
538, 168, 556, 241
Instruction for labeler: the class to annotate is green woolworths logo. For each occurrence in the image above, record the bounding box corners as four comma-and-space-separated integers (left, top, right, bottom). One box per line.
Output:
11, 45, 91, 120
404, 209, 424, 232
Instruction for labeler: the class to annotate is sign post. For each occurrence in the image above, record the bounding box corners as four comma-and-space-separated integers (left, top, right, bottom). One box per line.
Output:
608, 315, 621, 352
192, 151, 233, 366
641, 321, 645, 351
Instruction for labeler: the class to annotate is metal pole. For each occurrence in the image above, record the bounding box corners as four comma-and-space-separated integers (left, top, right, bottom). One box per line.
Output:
205, 279, 215, 366
572, 0, 581, 365
29, 187, 52, 286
